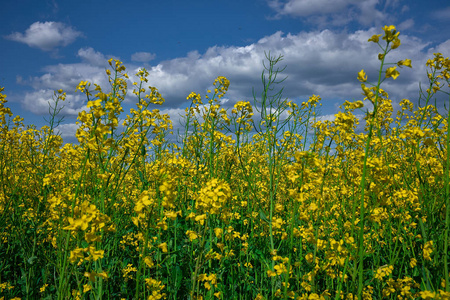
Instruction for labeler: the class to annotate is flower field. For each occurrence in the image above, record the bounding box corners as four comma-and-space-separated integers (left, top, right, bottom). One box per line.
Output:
0, 25, 449, 299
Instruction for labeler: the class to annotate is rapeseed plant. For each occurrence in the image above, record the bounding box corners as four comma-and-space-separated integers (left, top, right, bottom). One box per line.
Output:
0, 25, 450, 299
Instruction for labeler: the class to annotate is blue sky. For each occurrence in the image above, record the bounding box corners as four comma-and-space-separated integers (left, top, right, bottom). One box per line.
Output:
1, 0, 450, 148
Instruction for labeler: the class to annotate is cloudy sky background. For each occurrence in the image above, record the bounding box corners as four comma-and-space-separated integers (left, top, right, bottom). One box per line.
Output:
1, 0, 449, 149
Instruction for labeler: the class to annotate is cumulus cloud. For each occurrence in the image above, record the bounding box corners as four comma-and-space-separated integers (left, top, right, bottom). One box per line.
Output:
23, 90, 88, 116
131, 52, 156, 62
4, 21, 83, 52
19, 58, 111, 116
268, 0, 359, 16
24, 28, 442, 109
21, 27, 440, 112
267, 0, 397, 27
27, 62, 109, 92
22, 89, 57, 114
136, 27, 433, 109
17, 27, 449, 146
77, 47, 110, 68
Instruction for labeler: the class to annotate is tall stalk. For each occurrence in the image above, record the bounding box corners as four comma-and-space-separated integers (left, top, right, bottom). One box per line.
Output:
356, 26, 404, 297
249, 53, 295, 291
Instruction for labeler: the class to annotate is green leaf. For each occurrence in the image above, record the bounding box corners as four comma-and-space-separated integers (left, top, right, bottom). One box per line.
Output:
27, 256, 37, 265
174, 266, 183, 288
259, 209, 269, 223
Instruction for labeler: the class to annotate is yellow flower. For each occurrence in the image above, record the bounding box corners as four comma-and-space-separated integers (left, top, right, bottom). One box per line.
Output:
76, 80, 90, 92
86, 246, 104, 261
158, 242, 168, 253
397, 59, 412, 68
383, 25, 396, 32
423, 240, 433, 261
382, 25, 399, 42
72, 289, 81, 300
254, 294, 265, 300
357, 69, 367, 82
186, 230, 198, 241
84, 271, 108, 282
122, 264, 137, 279
85, 231, 101, 243
214, 228, 223, 239
308, 203, 318, 211
272, 217, 284, 230
374, 265, 393, 281
64, 216, 89, 231
274, 263, 287, 275
144, 256, 154, 268
83, 284, 92, 293
419, 290, 436, 300
40, 283, 48, 293
308, 293, 320, 300
164, 210, 180, 220
194, 213, 207, 225
195, 178, 232, 214
385, 66, 400, 80
391, 37, 401, 49
87, 99, 102, 108
368, 34, 382, 43
69, 248, 85, 264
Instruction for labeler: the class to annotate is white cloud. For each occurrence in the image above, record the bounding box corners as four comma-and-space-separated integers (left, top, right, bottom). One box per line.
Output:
27, 62, 109, 92
355, 0, 386, 26
23, 89, 87, 116
21, 28, 438, 113
431, 6, 450, 21
131, 52, 156, 62
55, 123, 79, 138
23, 89, 56, 114
18, 28, 448, 146
141, 27, 374, 104
4, 21, 83, 52
23, 28, 441, 109
429, 39, 450, 57
398, 19, 415, 31
19, 59, 111, 116
77, 47, 110, 67
267, 0, 391, 27
268, 0, 359, 16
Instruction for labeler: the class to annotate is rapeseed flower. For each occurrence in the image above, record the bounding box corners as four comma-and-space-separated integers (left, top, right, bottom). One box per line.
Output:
423, 240, 434, 261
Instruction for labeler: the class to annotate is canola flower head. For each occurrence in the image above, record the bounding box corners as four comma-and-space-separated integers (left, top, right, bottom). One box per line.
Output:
386, 66, 400, 80
357, 69, 367, 82
195, 178, 232, 215
368, 34, 382, 43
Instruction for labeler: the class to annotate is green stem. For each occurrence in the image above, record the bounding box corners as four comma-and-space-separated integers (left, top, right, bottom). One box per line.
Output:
357, 42, 389, 297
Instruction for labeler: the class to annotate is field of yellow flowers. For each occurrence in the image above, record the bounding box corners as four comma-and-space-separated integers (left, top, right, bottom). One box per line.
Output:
1, 25, 449, 300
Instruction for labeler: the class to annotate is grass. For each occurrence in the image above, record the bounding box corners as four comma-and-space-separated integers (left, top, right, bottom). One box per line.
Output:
0, 25, 449, 300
